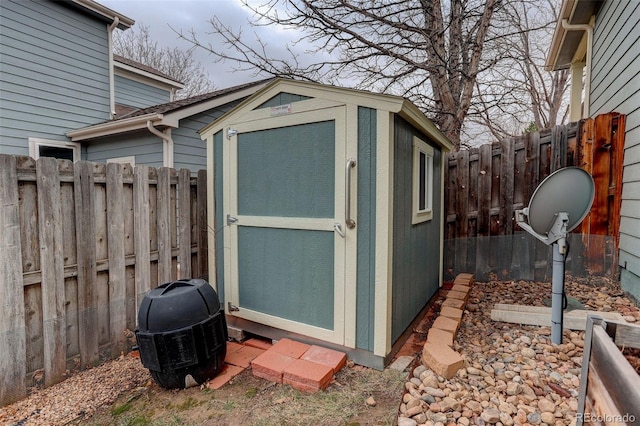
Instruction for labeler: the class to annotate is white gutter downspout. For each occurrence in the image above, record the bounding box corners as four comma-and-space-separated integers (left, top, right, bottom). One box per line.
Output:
562, 19, 593, 119
147, 121, 174, 168
108, 17, 119, 120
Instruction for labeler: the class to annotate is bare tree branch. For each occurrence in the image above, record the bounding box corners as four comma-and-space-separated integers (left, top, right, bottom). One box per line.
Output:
113, 24, 216, 99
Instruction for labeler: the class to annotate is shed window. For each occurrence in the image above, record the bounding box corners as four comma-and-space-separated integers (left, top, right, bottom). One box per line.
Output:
412, 137, 433, 224
29, 138, 80, 162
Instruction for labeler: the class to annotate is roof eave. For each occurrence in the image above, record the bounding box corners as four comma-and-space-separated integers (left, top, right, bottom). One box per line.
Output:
66, 114, 168, 141
545, 0, 601, 71
68, 0, 134, 30
399, 100, 454, 152
114, 61, 185, 90
199, 78, 455, 152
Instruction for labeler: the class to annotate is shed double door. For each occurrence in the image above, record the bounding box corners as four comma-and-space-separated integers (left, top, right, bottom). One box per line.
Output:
223, 105, 356, 345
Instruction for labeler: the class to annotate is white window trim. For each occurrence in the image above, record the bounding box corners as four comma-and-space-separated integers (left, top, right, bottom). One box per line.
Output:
412, 136, 434, 224
29, 138, 81, 162
107, 156, 136, 167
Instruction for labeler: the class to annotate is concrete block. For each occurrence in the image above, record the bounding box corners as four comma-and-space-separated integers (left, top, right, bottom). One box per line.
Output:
453, 273, 474, 286
451, 284, 470, 294
427, 328, 454, 347
227, 325, 246, 342
432, 315, 460, 336
447, 290, 468, 302
422, 342, 464, 379
442, 298, 464, 310
440, 306, 463, 321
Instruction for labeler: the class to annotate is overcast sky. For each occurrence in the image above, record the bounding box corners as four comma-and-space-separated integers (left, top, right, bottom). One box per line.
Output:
100, 0, 302, 88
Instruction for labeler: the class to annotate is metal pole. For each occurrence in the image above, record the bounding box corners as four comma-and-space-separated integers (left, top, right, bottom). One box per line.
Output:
551, 240, 566, 344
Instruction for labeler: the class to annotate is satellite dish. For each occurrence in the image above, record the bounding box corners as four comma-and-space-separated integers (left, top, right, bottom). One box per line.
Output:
515, 167, 595, 345
527, 167, 595, 236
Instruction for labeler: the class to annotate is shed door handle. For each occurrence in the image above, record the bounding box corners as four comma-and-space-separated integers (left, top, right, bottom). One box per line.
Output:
345, 158, 356, 229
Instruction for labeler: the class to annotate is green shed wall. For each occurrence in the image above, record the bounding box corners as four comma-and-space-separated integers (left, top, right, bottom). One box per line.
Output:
356, 107, 377, 351
391, 115, 442, 342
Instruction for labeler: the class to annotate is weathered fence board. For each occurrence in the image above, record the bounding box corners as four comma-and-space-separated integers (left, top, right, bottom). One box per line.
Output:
107, 163, 127, 358
75, 161, 100, 369
36, 158, 67, 387
0, 156, 208, 407
0, 155, 27, 406
577, 317, 640, 425
444, 113, 624, 281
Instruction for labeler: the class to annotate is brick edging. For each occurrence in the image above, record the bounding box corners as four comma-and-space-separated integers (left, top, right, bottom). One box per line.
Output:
421, 273, 474, 379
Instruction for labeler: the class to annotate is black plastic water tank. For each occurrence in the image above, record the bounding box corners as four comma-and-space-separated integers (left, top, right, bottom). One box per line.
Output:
135, 278, 227, 389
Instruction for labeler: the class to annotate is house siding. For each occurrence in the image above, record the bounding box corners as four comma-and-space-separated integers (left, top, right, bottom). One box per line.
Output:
85, 132, 164, 167
591, 0, 640, 301
0, 0, 111, 155
115, 75, 171, 110
173, 100, 243, 172
391, 115, 442, 342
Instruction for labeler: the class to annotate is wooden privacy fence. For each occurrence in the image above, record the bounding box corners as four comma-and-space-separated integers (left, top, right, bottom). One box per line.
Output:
0, 155, 208, 407
444, 112, 625, 282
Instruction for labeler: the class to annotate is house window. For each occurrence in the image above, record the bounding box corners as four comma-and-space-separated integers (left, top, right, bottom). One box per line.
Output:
412, 136, 434, 224
107, 156, 136, 167
29, 138, 80, 162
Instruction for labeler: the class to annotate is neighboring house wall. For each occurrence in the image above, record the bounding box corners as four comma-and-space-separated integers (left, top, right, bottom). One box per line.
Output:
85, 132, 164, 168
172, 100, 244, 172
590, 0, 640, 300
115, 75, 171, 110
0, 0, 110, 156
391, 115, 442, 342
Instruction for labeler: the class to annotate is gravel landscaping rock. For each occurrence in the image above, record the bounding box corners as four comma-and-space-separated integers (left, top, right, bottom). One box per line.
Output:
397, 276, 640, 426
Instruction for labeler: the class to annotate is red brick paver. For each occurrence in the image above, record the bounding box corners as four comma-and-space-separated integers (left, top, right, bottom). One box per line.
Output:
270, 338, 311, 358
283, 358, 334, 392
225, 345, 266, 368
251, 350, 297, 384
206, 364, 245, 390
301, 345, 347, 374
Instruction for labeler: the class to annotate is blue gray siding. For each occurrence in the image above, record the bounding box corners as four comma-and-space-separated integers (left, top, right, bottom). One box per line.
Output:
391, 116, 442, 342
115, 75, 171, 109
591, 0, 640, 300
85, 132, 164, 167
0, 0, 111, 155
173, 100, 244, 172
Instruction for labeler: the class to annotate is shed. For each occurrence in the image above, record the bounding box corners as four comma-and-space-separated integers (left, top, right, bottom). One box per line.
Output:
200, 79, 453, 368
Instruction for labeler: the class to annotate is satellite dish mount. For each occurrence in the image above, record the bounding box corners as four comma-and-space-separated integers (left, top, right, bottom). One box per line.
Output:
515, 167, 594, 344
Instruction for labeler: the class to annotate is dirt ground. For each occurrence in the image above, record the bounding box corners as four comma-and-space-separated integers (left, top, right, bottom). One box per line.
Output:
79, 362, 406, 426
4, 275, 639, 426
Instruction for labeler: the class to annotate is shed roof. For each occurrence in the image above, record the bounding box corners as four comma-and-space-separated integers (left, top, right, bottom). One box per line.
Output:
199, 78, 454, 152
67, 79, 273, 141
